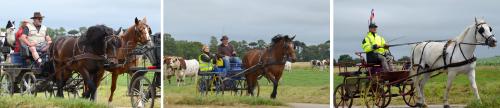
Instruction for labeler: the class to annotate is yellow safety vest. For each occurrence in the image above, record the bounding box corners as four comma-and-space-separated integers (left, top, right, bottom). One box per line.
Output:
198, 54, 214, 72
362, 32, 386, 54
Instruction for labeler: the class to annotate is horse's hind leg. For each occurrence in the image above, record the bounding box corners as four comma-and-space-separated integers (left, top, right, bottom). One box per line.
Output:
467, 70, 481, 102
444, 71, 457, 108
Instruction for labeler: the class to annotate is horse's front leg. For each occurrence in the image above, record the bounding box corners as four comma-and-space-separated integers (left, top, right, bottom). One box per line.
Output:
415, 72, 431, 107
109, 72, 119, 102
56, 70, 65, 98
265, 72, 278, 99
444, 71, 457, 108
467, 69, 481, 102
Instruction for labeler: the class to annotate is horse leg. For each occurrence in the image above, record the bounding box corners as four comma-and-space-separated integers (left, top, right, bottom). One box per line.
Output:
265, 72, 278, 99
56, 70, 65, 98
418, 73, 431, 107
109, 72, 119, 102
246, 74, 257, 96
467, 69, 481, 102
444, 71, 457, 108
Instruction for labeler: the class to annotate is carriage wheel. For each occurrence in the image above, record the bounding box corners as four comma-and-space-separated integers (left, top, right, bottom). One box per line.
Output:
20, 73, 37, 96
233, 80, 245, 96
0, 74, 13, 96
65, 75, 83, 98
197, 76, 208, 96
130, 76, 153, 108
378, 83, 392, 108
44, 81, 55, 98
214, 77, 224, 95
362, 81, 379, 108
400, 79, 417, 107
334, 84, 353, 108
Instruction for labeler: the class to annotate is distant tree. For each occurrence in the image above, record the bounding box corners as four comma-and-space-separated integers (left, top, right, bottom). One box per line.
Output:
0, 28, 6, 32
79, 27, 87, 33
67, 29, 79, 36
338, 54, 353, 63
248, 42, 257, 48
398, 56, 411, 62
58, 27, 66, 36
209, 36, 218, 53
256, 39, 266, 48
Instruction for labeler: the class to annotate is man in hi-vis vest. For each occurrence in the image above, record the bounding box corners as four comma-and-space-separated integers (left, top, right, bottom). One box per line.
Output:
361, 23, 392, 71
19, 12, 52, 64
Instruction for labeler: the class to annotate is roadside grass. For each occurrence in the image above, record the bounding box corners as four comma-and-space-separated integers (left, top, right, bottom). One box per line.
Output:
0, 95, 108, 108
334, 65, 500, 106
165, 63, 330, 106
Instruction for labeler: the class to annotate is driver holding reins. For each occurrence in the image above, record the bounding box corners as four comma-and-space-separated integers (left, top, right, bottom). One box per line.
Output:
361, 23, 393, 72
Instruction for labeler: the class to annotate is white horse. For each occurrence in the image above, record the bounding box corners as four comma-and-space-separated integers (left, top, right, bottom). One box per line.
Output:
410, 17, 496, 108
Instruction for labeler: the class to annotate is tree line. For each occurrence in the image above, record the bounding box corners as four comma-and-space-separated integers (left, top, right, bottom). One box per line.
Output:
1, 26, 89, 39
164, 33, 330, 62
336, 54, 410, 66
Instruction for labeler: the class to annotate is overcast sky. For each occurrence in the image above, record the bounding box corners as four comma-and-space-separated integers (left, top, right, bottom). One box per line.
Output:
335, 0, 500, 59
1, 0, 160, 33
164, 0, 329, 45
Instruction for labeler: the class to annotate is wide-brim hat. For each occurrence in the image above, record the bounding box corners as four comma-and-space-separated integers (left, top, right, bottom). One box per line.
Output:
30, 12, 45, 19
220, 35, 228, 41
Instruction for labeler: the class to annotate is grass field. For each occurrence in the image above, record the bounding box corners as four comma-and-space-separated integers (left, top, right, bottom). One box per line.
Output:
165, 62, 330, 107
0, 59, 160, 108
334, 64, 500, 107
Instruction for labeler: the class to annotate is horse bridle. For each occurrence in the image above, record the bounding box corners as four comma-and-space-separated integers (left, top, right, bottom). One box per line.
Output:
460, 22, 496, 46
104, 35, 121, 64
259, 40, 294, 66
133, 24, 152, 45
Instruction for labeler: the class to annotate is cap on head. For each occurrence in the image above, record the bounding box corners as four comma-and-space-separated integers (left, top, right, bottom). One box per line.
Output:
220, 35, 228, 41
369, 23, 378, 28
30, 12, 45, 19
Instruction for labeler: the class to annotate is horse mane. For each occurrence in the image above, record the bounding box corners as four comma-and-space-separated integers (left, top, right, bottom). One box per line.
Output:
271, 34, 293, 47
80, 25, 114, 53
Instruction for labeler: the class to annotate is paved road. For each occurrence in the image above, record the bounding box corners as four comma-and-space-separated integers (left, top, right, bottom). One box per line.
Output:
348, 104, 466, 108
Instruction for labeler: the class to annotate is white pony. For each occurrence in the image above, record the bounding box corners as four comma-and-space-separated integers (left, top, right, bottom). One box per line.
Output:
410, 18, 496, 108
284, 61, 292, 72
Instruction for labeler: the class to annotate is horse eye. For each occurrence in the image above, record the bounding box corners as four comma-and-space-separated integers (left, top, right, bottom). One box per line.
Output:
478, 27, 485, 33
489, 27, 493, 32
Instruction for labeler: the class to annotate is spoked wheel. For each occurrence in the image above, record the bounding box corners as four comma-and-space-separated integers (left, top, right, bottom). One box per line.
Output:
0, 74, 13, 96
197, 76, 209, 96
400, 79, 417, 107
65, 77, 83, 98
362, 81, 380, 108
130, 76, 153, 108
44, 81, 55, 98
334, 84, 353, 108
233, 80, 245, 96
376, 83, 391, 108
214, 76, 224, 95
20, 73, 37, 96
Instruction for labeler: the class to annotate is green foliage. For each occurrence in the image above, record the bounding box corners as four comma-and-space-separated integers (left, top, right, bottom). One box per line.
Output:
67, 29, 79, 35
337, 54, 353, 63
164, 33, 203, 59
164, 33, 330, 61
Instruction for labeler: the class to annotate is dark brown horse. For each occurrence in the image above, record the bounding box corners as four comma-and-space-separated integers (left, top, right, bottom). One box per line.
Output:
107, 17, 151, 102
242, 35, 297, 99
50, 25, 121, 100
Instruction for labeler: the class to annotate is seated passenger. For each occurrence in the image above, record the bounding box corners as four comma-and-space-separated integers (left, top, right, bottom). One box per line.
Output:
19, 12, 52, 64
217, 36, 242, 71
198, 45, 215, 72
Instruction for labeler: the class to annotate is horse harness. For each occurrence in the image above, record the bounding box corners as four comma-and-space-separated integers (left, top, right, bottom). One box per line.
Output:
409, 22, 495, 79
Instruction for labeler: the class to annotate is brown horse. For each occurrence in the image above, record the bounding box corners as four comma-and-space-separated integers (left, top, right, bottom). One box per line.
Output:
242, 35, 297, 99
50, 25, 121, 100
107, 17, 151, 102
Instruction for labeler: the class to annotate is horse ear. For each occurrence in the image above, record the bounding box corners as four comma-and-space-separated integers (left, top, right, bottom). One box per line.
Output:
475, 17, 478, 24
291, 35, 296, 40
142, 17, 147, 23
135, 17, 139, 25
115, 27, 122, 35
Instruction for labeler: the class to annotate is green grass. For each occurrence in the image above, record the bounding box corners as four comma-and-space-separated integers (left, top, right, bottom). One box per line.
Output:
0, 95, 108, 108
334, 65, 500, 107
477, 56, 500, 66
165, 66, 330, 106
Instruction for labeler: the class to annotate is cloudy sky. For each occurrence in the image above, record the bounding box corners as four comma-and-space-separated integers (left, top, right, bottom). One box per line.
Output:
164, 0, 329, 45
335, 0, 499, 58
1, 0, 160, 33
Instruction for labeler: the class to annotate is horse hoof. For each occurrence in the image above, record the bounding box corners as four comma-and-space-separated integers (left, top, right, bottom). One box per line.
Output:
444, 105, 451, 108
